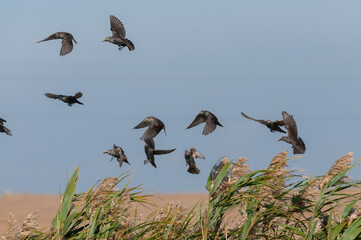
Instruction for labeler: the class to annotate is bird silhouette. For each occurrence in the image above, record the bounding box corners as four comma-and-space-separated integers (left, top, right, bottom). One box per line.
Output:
241, 112, 286, 133
144, 139, 176, 168
104, 144, 130, 168
134, 116, 166, 140
0, 118, 12, 136
184, 148, 205, 174
103, 15, 135, 51
37, 32, 77, 56
187, 111, 223, 135
45, 92, 83, 106
278, 111, 306, 154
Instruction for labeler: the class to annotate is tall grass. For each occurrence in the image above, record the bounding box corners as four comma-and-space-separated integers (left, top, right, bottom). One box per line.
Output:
3, 151, 361, 240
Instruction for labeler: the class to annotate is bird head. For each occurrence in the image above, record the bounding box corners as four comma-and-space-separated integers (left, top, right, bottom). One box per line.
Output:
278, 136, 287, 142
102, 37, 111, 42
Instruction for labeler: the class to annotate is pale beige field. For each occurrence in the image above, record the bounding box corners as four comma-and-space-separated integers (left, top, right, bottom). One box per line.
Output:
0, 192, 208, 235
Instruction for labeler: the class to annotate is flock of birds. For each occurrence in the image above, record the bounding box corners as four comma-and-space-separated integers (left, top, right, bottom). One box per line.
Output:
0, 15, 306, 175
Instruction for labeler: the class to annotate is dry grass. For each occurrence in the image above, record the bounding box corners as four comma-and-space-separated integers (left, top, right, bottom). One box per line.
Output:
2, 151, 361, 239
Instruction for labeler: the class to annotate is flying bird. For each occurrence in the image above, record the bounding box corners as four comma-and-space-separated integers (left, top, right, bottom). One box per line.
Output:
103, 144, 130, 168
45, 92, 83, 106
187, 111, 223, 135
144, 139, 176, 168
134, 116, 166, 140
241, 112, 286, 133
184, 148, 205, 174
0, 118, 12, 136
103, 15, 135, 51
278, 111, 306, 154
37, 32, 77, 56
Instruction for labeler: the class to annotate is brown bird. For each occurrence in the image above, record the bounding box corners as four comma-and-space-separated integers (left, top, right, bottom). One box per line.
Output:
144, 139, 176, 168
0, 118, 12, 136
184, 148, 205, 174
45, 92, 83, 106
134, 116, 166, 140
103, 15, 135, 51
241, 112, 286, 133
37, 32, 77, 56
103, 144, 130, 168
278, 111, 306, 154
187, 111, 223, 135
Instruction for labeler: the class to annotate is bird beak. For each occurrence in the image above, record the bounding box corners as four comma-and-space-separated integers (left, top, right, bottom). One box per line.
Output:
73, 39, 78, 44
102, 39, 107, 42
103, 152, 107, 154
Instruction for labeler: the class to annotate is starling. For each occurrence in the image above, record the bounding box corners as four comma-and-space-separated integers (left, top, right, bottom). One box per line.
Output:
45, 92, 83, 106
103, 15, 135, 51
187, 111, 223, 135
144, 139, 176, 168
0, 118, 12, 136
103, 144, 130, 168
241, 112, 286, 133
134, 116, 166, 141
278, 111, 306, 154
184, 148, 205, 175
37, 32, 77, 56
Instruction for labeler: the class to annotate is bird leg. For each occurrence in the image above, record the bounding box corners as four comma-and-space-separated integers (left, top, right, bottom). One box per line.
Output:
118, 46, 124, 51
144, 160, 149, 165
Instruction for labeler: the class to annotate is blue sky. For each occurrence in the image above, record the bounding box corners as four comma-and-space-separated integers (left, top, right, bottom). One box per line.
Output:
1, 1, 361, 194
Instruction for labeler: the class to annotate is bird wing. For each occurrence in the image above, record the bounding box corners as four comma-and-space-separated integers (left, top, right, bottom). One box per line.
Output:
273, 120, 285, 126
60, 39, 74, 56
140, 125, 162, 140
36, 33, 61, 43
241, 112, 267, 125
134, 118, 153, 129
73, 92, 82, 99
1, 126, 12, 136
145, 138, 155, 149
192, 149, 205, 159
45, 93, 59, 99
203, 118, 217, 135
282, 111, 298, 139
153, 148, 176, 155
187, 114, 207, 129
110, 15, 126, 38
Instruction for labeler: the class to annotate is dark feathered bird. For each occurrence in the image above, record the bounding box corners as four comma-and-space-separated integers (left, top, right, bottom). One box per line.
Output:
184, 148, 205, 175
103, 144, 130, 168
103, 15, 135, 51
0, 118, 12, 136
241, 112, 286, 133
278, 111, 306, 154
144, 139, 175, 168
37, 32, 77, 56
134, 116, 166, 140
187, 111, 223, 135
45, 92, 83, 106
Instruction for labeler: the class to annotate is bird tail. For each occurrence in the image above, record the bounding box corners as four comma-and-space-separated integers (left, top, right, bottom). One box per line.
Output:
125, 39, 135, 51
187, 166, 200, 175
